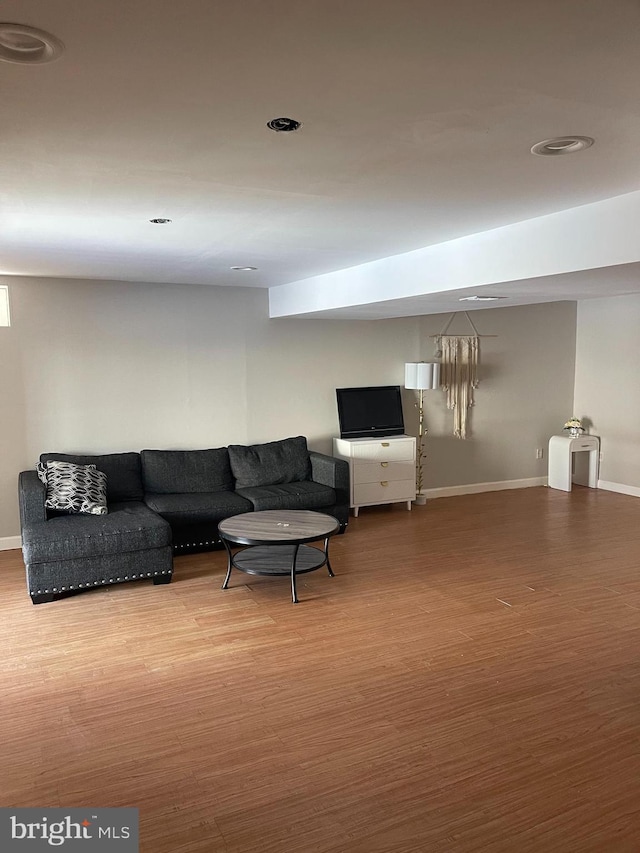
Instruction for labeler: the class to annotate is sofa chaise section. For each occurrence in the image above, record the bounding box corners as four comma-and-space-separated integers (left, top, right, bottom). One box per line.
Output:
19, 454, 173, 605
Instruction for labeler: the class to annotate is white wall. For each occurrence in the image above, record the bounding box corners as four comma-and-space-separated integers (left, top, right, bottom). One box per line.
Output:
244, 309, 423, 454
574, 294, 640, 493
0, 277, 253, 539
0, 276, 578, 539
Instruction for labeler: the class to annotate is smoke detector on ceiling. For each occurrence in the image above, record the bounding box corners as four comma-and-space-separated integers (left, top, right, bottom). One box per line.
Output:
531, 136, 594, 156
267, 117, 302, 132
0, 23, 64, 64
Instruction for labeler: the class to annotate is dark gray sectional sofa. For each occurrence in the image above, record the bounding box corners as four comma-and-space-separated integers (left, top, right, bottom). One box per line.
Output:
19, 436, 349, 604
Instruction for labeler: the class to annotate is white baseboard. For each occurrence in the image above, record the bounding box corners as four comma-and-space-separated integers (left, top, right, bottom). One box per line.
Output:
423, 477, 547, 500
0, 535, 22, 551
597, 480, 640, 498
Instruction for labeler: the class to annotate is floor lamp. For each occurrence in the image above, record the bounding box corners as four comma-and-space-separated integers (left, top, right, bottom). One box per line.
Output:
405, 362, 441, 505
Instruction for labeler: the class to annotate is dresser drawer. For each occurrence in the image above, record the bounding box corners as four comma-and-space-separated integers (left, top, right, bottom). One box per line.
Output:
353, 479, 415, 505
353, 460, 415, 485
351, 438, 415, 463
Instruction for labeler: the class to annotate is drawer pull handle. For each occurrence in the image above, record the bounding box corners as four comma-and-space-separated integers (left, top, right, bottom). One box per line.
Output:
380, 481, 388, 487
381, 462, 388, 467
381, 442, 390, 447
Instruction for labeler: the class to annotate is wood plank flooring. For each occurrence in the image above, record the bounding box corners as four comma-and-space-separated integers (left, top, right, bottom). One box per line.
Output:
2, 486, 640, 852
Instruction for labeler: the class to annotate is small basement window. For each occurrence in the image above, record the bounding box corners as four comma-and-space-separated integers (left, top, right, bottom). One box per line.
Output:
0, 285, 10, 326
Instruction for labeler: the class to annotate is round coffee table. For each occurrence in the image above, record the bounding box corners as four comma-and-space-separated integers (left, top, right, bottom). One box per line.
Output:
218, 510, 339, 604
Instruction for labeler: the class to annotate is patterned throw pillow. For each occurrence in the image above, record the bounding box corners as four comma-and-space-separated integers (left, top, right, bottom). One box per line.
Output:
37, 460, 108, 516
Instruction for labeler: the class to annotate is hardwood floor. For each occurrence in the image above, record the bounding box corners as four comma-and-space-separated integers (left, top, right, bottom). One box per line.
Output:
2, 486, 640, 852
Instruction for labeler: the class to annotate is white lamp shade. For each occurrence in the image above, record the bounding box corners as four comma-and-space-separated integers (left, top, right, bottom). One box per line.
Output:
405, 362, 440, 390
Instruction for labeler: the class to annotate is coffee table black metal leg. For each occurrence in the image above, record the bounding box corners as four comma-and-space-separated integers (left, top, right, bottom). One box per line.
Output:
324, 537, 335, 577
291, 543, 300, 604
221, 539, 234, 590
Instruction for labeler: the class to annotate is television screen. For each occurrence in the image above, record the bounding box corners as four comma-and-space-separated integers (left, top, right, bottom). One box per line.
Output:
336, 386, 405, 439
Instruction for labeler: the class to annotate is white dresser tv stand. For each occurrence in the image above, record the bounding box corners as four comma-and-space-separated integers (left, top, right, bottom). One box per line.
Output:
333, 435, 417, 517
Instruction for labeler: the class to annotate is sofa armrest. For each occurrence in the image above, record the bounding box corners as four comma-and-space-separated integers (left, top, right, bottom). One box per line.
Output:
309, 451, 349, 500
18, 470, 47, 528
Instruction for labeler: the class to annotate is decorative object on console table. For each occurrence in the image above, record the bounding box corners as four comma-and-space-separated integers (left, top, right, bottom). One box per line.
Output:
404, 362, 440, 505
563, 417, 585, 438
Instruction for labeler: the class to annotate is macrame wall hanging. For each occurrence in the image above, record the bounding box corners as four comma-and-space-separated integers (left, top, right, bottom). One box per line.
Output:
434, 312, 495, 439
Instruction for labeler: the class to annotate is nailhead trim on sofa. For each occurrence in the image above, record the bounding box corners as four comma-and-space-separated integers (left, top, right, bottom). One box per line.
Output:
174, 540, 219, 551
30, 569, 171, 595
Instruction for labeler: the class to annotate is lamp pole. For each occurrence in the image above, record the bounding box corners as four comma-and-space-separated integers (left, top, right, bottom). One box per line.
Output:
416, 387, 426, 498
404, 362, 440, 506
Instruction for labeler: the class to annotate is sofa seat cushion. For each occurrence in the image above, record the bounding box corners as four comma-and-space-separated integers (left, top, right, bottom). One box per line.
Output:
236, 481, 337, 512
40, 452, 144, 502
141, 448, 233, 494
228, 436, 311, 488
22, 502, 171, 564
144, 491, 253, 526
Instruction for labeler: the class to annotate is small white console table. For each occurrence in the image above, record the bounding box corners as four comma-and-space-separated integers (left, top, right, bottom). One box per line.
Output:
548, 434, 600, 492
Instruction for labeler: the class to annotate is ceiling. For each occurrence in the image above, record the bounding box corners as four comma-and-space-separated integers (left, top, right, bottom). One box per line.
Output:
2, 0, 640, 317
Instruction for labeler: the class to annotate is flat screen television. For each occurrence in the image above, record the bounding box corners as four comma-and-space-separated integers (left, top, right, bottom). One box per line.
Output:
336, 385, 405, 439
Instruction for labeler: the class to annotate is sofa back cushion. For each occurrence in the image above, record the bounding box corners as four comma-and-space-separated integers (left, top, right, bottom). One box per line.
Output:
228, 436, 311, 488
141, 448, 233, 494
39, 452, 143, 502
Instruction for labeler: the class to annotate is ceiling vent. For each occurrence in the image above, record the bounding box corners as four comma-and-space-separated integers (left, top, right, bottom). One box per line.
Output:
459, 295, 507, 302
0, 23, 64, 64
531, 136, 594, 156
267, 117, 302, 133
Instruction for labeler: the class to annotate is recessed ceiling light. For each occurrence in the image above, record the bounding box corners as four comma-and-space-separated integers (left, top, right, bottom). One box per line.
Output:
531, 136, 594, 156
267, 117, 302, 132
149, 218, 172, 224
0, 23, 64, 64
230, 266, 257, 271
459, 296, 507, 302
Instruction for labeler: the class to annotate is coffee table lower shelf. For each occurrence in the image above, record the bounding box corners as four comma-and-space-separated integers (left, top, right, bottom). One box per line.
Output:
222, 543, 334, 603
